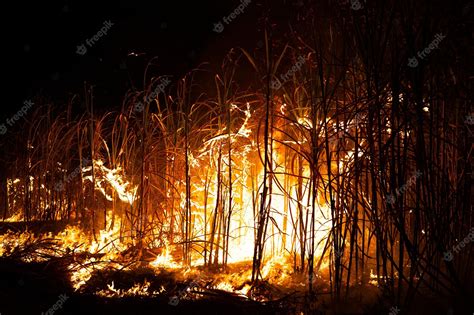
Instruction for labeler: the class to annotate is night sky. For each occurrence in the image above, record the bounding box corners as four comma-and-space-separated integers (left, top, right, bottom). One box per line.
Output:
5, 0, 288, 117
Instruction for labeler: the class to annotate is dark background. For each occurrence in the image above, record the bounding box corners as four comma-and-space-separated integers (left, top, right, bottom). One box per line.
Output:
3, 0, 294, 117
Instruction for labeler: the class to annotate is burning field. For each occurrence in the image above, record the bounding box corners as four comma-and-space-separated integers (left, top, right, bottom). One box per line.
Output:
1, 0, 473, 314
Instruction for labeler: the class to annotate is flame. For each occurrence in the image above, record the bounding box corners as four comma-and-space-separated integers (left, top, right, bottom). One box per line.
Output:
0, 99, 374, 296
3, 212, 24, 222
95, 280, 165, 298
84, 160, 137, 205
150, 242, 181, 269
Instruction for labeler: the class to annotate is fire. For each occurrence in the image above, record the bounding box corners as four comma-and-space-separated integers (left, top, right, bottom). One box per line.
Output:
95, 280, 165, 298
84, 160, 138, 205
150, 242, 181, 269
0, 98, 368, 298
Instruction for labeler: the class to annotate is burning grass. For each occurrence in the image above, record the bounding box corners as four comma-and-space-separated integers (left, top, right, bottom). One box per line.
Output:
0, 1, 472, 313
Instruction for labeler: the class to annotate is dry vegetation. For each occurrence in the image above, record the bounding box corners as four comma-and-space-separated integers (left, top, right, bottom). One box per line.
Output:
0, 0, 472, 314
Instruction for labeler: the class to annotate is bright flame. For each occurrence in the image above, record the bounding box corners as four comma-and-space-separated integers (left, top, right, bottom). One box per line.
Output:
84, 160, 138, 205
